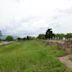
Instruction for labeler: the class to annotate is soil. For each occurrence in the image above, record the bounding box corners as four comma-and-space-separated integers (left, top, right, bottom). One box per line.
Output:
58, 55, 72, 69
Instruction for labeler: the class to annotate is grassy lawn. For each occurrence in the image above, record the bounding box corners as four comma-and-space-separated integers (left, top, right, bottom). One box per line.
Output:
0, 40, 71, 72
0, 42, 3, 45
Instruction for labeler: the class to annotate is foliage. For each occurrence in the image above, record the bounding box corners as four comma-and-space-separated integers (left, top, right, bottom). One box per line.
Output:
0, 30, 2, 36
37, 34, 45, 39
55, 33, 65, 39
0, 38, 2, 41
45, 28, 55, 39
6, 36, 14, 41
26, 36, 30, 40
65, 33, 72, 39
22, 37, 27, 40
17, 37, 22, 41
17, 36, 35, 41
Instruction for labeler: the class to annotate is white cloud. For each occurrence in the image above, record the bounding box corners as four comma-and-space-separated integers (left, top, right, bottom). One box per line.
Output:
0, 0, 72, 36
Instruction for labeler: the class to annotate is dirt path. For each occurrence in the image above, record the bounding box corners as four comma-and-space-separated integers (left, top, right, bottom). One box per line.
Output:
0, 41, 12, 46
58, 55, 72, 69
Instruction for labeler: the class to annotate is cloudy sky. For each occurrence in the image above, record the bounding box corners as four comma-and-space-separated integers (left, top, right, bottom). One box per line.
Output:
0, 0, 72, 37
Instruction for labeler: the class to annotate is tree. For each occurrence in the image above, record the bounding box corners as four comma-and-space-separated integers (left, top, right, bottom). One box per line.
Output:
55, 33, 65, 40
6, 36, 14, 41
26, 36, 29, 40
65, 33, 72, 39
26, 36, 35, 40
17, 37, 22, 41
0, 30, 2, 36
22, 37, 27, 40
0, 31, 2, 41
37, 34, 45, 39
45, 28, 55, 39
0, 39, 2, 41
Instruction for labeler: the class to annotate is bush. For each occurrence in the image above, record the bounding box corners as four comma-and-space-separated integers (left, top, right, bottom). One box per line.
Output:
65, 33, 72, 39
6, 36, 14, 41
26, 36, 35, 40
37, 34, 45, 39
17, 37, 22, 41
17, 36, 35, 41
0, 39, 2, 41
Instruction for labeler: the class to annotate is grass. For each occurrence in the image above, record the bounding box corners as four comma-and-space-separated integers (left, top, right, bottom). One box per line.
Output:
0, 40, 71, 72
0, 42, 3, 45
69, 56, 72, 61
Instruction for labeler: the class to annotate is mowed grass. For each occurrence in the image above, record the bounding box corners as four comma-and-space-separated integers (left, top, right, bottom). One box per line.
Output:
0, 40, 71, 72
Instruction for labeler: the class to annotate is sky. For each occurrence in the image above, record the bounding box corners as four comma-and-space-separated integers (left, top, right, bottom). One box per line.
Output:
0, 0, 72, 37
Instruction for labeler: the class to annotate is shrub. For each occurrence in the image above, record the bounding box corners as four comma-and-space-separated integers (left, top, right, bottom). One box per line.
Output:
37, 34, 45, 39
6, 36, 14, 41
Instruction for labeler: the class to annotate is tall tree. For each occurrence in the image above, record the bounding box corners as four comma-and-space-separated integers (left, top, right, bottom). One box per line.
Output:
45, 28, 55, 39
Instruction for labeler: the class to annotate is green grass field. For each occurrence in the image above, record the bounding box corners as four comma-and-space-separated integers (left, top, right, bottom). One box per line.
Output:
0, 40, 71, 72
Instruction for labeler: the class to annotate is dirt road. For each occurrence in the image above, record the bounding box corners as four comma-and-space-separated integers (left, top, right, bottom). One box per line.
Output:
58, 55, 72, 69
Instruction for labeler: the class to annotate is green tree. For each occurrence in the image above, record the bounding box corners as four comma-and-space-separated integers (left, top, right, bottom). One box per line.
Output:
55, 33, 65, 39
0, 31, 2, 36
65, 33, 72, 39
17, 37, 22, 41
6, 36, 14, 41
45, 28, 55, 39
37, 34, 45, 39
0, 39, 2, 41
0, 31, 2, 41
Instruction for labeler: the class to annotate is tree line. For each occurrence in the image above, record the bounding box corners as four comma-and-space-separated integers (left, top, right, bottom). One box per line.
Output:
0, 31, 35, 41
0, 28, 72, 41
37, 28, 72, 40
